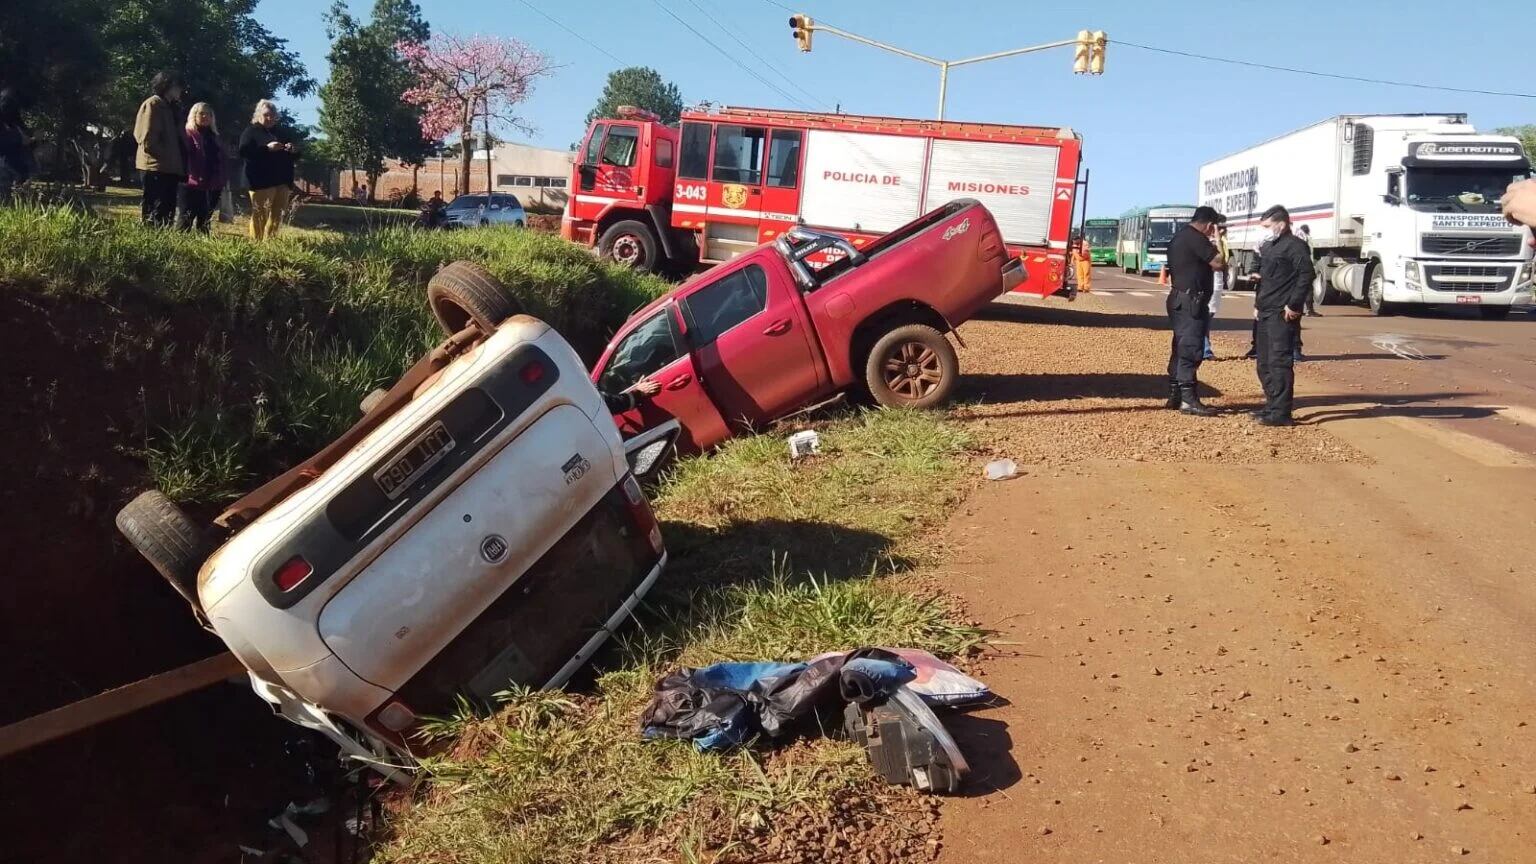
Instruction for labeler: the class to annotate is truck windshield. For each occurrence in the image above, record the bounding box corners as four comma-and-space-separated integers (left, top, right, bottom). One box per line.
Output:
1084, 225, 1117, 247
1406, 167, 1528, 213
1147, 219, 1183, 250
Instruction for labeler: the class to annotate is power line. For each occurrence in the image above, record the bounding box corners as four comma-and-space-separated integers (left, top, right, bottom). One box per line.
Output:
517, 0, 627, 66
649, 0, 811, 109
682, 0, 834, 110
1112, 40, 1536, 100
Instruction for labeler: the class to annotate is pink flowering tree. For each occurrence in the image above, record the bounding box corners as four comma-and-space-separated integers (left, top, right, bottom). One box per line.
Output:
398, 35, 553, 194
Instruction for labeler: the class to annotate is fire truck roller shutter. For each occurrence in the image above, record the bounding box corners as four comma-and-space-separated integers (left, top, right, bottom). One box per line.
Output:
923, 140, 1060, 248
800, 131, 927, 234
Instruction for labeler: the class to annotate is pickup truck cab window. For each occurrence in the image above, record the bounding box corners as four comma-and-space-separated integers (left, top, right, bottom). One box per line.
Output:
681, 264, 769, 346
712, 124, 766, 185
679, 122, 711, 180
600, 308, 681, 391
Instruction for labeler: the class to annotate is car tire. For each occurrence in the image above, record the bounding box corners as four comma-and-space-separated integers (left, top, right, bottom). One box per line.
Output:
864, 324, 959, 410
360, 388, 388, 415
115, 490, 207, 614
598, 220, 660, 272
427, 261, 523, 336
1479, 306, 1511, 320
515, 219, 525, 228
1366, 264, 1395, 316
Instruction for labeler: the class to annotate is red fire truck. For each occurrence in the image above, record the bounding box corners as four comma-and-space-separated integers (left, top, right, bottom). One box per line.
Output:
561, 105, 1082, 295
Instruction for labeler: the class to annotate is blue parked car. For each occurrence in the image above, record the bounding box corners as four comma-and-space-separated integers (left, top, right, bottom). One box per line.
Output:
442, 192, 526, 229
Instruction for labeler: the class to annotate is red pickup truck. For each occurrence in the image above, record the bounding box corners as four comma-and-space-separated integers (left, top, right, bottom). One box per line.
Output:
591, 199, 1023, 452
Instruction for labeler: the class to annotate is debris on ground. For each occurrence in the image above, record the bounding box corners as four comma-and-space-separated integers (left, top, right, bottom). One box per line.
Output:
984, 458, 1019, 480
788, 429, 822, 459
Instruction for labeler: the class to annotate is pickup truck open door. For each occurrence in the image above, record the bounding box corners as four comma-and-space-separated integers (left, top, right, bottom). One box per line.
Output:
599, 302, 731, 453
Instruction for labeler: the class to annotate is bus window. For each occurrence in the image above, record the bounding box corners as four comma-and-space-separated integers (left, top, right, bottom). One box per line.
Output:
679, 122, 712, 180
713, 124, 767, 185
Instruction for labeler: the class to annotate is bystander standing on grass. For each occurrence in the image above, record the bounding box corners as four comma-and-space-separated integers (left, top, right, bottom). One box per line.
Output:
177, 103, 225, 234
239, 99, 299, 240
134, 72, 186, 227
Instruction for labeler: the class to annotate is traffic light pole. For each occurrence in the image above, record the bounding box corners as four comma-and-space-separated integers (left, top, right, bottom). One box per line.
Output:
799, 20, 1086, 120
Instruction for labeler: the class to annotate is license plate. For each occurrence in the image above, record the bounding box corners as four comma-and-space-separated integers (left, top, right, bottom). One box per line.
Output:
375, 421, 455, 499
1456, 295, 1483, 304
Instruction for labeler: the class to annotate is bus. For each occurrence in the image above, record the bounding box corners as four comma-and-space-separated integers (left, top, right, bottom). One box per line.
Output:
1082, 218, 1119, 265
1117, 205, 1196, 276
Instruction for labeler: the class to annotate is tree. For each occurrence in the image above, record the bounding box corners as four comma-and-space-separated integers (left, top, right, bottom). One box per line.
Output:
0, 0, 312, 183
1494, 126, 1536, 161
399, 34, 553, 194
318, 0, 431, 201
585, 67, 684, 126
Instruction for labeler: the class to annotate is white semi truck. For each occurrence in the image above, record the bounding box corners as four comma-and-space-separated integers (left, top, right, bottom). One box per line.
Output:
1198, 114, 1532, 317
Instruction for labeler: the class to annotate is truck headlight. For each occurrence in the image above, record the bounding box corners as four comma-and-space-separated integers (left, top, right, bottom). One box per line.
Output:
1520, 260, 1534, 286
1404, 260, 1422, 285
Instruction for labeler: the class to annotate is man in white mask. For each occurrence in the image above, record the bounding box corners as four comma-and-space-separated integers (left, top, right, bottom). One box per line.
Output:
1251, 205, 1315, 426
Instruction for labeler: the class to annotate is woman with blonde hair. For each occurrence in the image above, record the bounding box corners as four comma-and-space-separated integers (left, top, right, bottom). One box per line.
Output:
177, 102, 226, 233
238, 99, 298, 239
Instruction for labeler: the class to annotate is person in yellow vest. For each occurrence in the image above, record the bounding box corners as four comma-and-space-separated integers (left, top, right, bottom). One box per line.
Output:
1072, 236, 1094, 294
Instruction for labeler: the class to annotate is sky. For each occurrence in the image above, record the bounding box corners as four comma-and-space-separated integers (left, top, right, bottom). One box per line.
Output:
253, 0, 1534, 218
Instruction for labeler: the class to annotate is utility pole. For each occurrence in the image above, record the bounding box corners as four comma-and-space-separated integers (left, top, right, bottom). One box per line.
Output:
788, 16, 1106, 120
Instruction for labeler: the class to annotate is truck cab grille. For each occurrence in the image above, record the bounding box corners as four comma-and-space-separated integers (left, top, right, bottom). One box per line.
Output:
1422, 234, 1522, 256
1423, 264, 1514, 293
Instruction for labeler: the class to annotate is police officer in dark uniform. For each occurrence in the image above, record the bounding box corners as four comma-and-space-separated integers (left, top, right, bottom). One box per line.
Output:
1163, 205, 1226, 416
1251, 205, 1315, 426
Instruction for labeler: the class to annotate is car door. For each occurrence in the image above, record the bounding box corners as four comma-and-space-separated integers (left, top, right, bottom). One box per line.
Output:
682, 258, 822, 430
596, 304, 730, 453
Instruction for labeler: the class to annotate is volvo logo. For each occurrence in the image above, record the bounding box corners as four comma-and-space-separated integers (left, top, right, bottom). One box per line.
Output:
480, 534, 509, 564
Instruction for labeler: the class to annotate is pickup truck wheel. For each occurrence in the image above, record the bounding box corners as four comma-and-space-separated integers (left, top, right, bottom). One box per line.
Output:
427, 261, 523, 336
115, 490, 207, 615
866, 325, 959, 410
599, 220, 659, 272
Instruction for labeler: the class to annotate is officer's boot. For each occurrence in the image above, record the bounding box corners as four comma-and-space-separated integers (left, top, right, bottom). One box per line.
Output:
1179, 383, 1216, 417
1164, 380, 1182, 410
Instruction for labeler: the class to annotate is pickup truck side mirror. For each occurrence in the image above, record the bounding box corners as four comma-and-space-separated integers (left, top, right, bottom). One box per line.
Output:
1382, 194, 1401, 206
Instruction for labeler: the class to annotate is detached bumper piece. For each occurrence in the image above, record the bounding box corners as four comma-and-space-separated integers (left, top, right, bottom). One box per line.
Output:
844, 685, 970, 794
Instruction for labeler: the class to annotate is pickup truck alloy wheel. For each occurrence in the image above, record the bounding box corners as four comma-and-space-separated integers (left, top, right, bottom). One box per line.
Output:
865, 324, 959, 410
599, 220, 658, 273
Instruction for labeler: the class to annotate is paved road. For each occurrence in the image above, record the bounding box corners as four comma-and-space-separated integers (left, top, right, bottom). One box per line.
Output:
1083, 267, 1536, 456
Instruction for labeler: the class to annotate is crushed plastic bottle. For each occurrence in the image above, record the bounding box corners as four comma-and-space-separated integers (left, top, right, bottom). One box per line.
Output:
984, 458, 1018, 481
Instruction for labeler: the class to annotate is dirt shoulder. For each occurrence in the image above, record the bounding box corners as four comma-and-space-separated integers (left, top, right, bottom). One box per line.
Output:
930, 298, 1536, 862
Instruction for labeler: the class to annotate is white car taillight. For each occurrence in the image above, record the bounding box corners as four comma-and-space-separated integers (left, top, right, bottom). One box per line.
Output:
377, 701, 417, 732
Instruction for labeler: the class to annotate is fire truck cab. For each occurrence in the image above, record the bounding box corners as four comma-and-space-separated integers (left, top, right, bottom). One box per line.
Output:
562, 105, 1082, 295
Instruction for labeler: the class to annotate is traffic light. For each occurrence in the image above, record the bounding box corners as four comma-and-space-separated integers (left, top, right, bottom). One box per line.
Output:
1072, 30, 1091, 74
789, 14, 814, 52
1090, 31, 1107, 75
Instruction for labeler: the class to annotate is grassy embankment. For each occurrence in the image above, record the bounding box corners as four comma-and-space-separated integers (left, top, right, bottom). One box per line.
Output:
2, 204, 985, 862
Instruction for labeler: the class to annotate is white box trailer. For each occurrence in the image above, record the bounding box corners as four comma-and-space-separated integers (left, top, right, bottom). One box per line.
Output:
1198, 114, 1533, 317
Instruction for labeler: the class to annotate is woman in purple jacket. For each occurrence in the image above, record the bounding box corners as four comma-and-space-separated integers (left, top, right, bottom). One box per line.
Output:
177, 102, 226, 233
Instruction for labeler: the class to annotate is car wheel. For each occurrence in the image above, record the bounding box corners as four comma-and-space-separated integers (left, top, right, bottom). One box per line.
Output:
479, 218, 489, 227
115, 490, 207, 616
864, 324, 959, 410
427, 261, 523, 336
515, 219, 525, 228
598, 220, 660, 272
1479, 306, 1511, 320
1366, 264, 1395, 316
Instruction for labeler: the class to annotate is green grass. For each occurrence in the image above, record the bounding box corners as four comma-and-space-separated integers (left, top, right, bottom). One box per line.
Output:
0, 204, 668, 501
378, 409, 981, 864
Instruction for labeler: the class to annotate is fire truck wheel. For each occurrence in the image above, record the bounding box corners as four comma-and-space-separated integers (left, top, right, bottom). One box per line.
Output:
115, 490, 208, 615
865, 324, 959, 410
599, 220, 660, 272
427, 261, 523, 336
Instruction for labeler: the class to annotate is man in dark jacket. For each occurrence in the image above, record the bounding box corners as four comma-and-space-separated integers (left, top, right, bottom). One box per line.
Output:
1163, 205, 1226, 416
1252, 205, 1315, 426
601, 375, 661, 413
